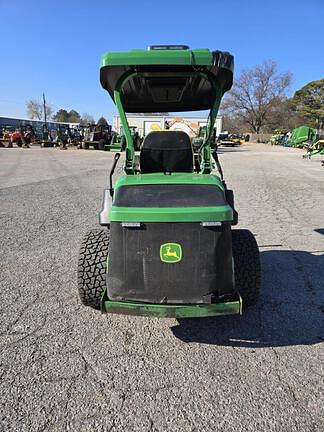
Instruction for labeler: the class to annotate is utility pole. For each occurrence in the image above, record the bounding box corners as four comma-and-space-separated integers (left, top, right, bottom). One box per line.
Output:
43, 92, 47, 125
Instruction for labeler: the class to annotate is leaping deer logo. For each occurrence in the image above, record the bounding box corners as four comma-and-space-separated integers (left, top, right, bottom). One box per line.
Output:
164, 246, 180, 259
160, 243, 182, 263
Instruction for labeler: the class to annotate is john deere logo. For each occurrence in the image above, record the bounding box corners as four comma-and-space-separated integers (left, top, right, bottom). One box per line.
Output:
160, 243, 182, 263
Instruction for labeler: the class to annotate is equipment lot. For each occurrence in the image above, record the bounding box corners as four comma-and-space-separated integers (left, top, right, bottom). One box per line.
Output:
0, 144, 323, 431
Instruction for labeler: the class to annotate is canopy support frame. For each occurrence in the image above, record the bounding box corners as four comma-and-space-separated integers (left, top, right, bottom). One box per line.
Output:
114, 70, 223, 175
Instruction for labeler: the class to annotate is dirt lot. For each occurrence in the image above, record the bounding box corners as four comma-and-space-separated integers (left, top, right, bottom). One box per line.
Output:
0, 143, 323, 431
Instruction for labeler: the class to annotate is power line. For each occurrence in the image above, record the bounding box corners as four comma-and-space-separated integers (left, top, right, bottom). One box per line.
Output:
0, 99, 26, 106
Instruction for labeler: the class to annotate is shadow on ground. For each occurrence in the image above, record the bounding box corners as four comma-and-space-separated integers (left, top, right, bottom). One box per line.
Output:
217, 147, 247, 154
171, 250, 324, 348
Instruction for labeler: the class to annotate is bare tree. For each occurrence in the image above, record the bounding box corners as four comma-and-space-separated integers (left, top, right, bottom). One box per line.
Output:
26, 99, 53, 121
222, 61, 292, 133
222, 114, 248, 134
80, 113, 95, 125
26, 100, 43, 120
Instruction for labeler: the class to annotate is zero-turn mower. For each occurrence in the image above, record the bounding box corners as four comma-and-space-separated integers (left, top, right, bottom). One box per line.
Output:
77, 45, 261, 318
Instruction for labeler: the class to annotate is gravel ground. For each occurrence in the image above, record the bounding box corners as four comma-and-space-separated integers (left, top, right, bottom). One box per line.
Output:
0, 144, 323, 431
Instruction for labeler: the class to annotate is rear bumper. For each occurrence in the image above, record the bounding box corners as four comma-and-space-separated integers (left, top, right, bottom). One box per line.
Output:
101, 294, 242, 318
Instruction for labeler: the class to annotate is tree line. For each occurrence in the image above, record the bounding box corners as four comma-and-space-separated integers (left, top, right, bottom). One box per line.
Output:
26, 100, 108, 126
221, 61, 324, 134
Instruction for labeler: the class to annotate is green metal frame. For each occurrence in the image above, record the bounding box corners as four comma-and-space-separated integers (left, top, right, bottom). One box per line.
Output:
201, 81, 222, 173
101, 48, 215, 68
113, 171, 226, 189
113, 70, 223, 175
101, 292, 242, 318
109, 205, 232, 223
114, 71, 137, 173
304, 141, 324, 159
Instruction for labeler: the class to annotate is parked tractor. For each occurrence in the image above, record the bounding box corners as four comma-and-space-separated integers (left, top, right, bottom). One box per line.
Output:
192, 126, 217, 152
121, 126, 142, 151
269, 130, 287, 145
1, 125, 36, 148
56, 125, 72, 149
40, 124, 54, 147
82, 124, 113, 150
303, 139, 324, 160
217, 132, 242, 147
110, 126, 142, 151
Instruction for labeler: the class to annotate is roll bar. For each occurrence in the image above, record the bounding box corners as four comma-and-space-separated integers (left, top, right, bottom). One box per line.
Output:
114, 71, 223, 175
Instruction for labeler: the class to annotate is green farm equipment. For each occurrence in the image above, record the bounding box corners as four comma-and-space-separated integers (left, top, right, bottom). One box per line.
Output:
109, 132, 123, 150
192, 126, 217, 152
288, 126, 317, 148
113, 126, 142, 151
77, 45, 261, 318
270, 130, 286, 145
303, 139, 324, 159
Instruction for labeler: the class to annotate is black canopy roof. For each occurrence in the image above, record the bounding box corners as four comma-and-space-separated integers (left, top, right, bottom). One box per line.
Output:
100, 48, 234, 112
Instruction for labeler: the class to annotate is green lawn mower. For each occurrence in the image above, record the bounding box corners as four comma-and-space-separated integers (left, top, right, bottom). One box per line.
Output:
77, 45, 261, 318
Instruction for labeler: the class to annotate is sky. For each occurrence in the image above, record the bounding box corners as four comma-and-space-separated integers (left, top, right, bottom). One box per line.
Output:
0, 0, 323, 123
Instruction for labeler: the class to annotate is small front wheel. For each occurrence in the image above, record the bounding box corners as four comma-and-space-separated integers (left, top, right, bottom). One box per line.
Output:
77, 229, 109, 309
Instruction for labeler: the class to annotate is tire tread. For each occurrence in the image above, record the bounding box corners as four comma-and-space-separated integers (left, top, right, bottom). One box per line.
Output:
77, 229, 109, 309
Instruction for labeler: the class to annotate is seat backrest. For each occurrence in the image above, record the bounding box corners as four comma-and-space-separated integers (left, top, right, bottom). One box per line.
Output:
140, 131, 193, 173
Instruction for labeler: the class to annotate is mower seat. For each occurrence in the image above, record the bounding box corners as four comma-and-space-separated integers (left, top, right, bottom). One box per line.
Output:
140, 131, 193, 173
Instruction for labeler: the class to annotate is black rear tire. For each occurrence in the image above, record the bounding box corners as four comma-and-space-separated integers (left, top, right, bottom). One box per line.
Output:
232, 229, 261, 308
77, 229, 109, 309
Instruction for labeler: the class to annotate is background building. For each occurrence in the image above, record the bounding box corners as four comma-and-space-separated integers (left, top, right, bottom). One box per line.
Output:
113, 114, 223, 137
